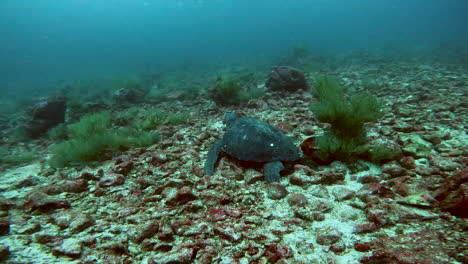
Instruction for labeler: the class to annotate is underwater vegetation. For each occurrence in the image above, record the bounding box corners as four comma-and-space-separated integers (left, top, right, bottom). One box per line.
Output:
48, 107, 190, 168
308, 76, 398, 163
48, 111, 160, 168
0, 146, 37, 167
208, 75, 265, 106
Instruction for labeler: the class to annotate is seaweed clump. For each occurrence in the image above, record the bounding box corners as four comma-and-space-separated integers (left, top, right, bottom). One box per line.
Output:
307, 76, 393, 163
208, 75, 265, 106
48, 111, 159, 168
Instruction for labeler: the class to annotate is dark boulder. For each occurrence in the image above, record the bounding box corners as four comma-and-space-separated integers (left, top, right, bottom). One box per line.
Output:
26, 95, 66, 138
266, 66, 309, 92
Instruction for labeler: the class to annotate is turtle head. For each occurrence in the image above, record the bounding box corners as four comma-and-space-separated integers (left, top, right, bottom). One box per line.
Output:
223, 112, 241, 127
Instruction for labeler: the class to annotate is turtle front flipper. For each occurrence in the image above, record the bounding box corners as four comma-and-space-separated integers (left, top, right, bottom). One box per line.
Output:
204, 139, 223, 175
263, 161, 285, 183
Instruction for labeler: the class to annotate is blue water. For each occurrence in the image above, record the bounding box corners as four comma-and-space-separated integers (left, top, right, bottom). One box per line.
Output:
1, 0, 467, 93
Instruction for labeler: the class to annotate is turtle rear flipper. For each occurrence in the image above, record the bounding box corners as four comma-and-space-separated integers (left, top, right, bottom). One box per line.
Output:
204, 139, 223, 175
263, 161, 285, 183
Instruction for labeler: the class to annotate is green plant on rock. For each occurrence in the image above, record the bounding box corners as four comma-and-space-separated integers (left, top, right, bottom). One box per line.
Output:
310, 76, 385, 162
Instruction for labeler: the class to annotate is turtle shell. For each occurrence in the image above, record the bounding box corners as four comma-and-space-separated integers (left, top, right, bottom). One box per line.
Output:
221, 117, 300, 162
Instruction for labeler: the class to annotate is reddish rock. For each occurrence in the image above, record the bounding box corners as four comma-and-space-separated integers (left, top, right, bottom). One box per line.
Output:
267, 183, 288, 200
354, 242, 372, 252
62, 179, 88, 193
98, 173, 125, 188
174, 133, 185, 141
209, 208, 227, 222
329, 242, 346, 253
399, 156, 416, 169
358, 175, 380, 184
166, 187, 198, 206
333, 188, 356, 201
0, 219, 10, 235
316, 228, 342, 245
149, 153, 168, 166
130, 222, 159, 243
300, 136, 316, 157
289, 170, 311, 186
433, 168, 468, 218
360, 230, 456, 263
354, 222, 378, 233
382, 161, 407, 178
358, 182, 395, 202
158, 222, 175, 242
69, 213, 95, 233
150, 247, 194, 263
263, 244, 292, 263
214, 226, 241, 242
114, 160, 134, 176
275, 121, 294, 134
287, 193, 308, 207
80, 171, 99, 181
24, 192, 70, 212
318, 171, 345, 184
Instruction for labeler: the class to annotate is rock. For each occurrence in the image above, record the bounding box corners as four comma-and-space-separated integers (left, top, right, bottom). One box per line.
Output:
287, 193, 308, 207
0, 244, 10, 262
0, 219, 10, 235
15, 175, 40, 188
399, 156, 416, 169
266, 66, 309, 92
214, 226, 241, 242
0, 197, 15, 212
360, 230, 454, 264
51, 211, 73, 229
267, 183, 289, 200
157, 222, 174, 242
69, 213, 95, 233
381, 161, 407, 178
333, 188, 356, 201
62, 179, 88, 193
26, 94, 66, 138
52, 238, 82, 258
354, 222, 378, 234
316, 228, 342, 245
149, 247, 194, 264
329, 242, 346, 253
80, 171, 99, 181
129, 222, 159, 243
433, 168, 468, 218
18, 222, 41, 234
101, 241, 129, 255
354, 242, 372, 252
114, 160, 134, 176
166, 187, 198, 206
357, 182, 395, 202
317, 171, 345, 184
98, 173, 125, 188
399, 134, 432, 158
24, 192, 71, 213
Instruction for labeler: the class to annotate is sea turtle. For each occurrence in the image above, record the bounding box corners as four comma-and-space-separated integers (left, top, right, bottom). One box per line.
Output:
204, 112, 301, 183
